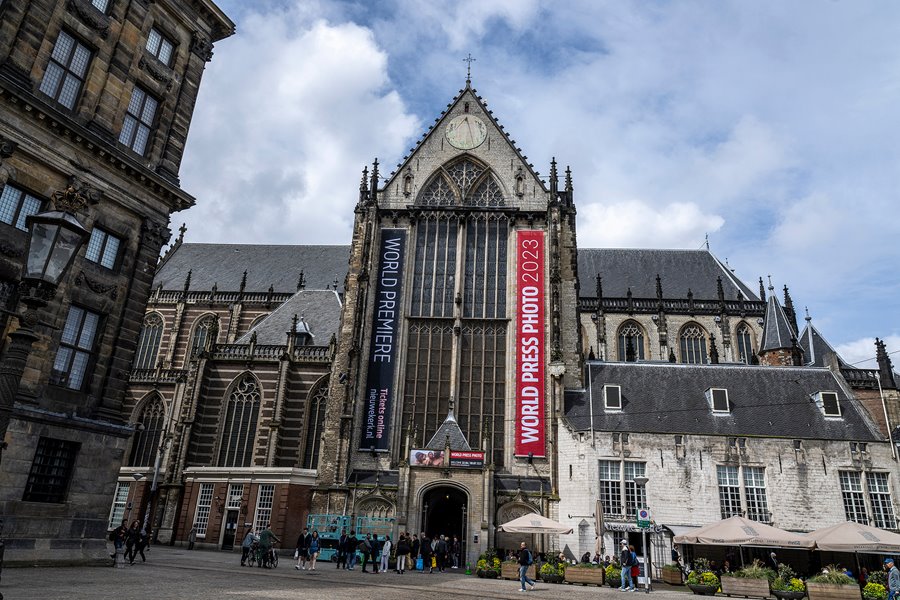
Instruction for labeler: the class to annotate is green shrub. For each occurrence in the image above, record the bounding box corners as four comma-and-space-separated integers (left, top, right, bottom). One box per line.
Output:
772, 577, 806, 592
734, 559, 776, 581
605, 564, 621, 582
808, 565, 855, 585
868, 571, 887, 587
777, 563, 798, 583
863, 582, 887, 600
540, 560, 566, 577
475, 549, 501, 574
700, 571, 720, 587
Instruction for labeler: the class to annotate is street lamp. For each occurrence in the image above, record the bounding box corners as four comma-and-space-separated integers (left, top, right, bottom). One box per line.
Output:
0, 196, 89, 597
633, 475, 651, 594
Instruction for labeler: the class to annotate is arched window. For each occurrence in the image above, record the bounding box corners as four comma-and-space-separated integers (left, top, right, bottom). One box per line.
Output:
736, 322, 755, 364
679, 323, 709, 364
468, 176, 505, 207
218, 374, 261, 467
133, 313, 163, 370
446, 159, 484, 197
302, 384, 328, 469
129, 395, 165, 467
190, 314, 217, 357
418, 174, 456, 206
617, 321, 645, 362
416, 157, 505, 208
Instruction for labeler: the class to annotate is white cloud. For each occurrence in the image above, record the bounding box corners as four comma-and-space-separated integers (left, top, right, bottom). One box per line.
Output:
835, 335, 900, 370
579, 200, 723, 248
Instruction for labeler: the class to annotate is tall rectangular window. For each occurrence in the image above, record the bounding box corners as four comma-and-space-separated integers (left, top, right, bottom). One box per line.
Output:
743, 467, 770, 523
0, 184, 42, 231
39, 31, 91, 110
717, 465, 742, 519
624, 462, 647, 514
840, 471, 868, 524
410, 216, 457, 318
51, 305, 101, 390
599, 460, 622, 515
226, 484, 244, 510
193, 483, 214, 537
23, 437, 79, 503
254, 484, 275, 532
85, 227, 121, 269
463, 217, 507, 319
108, 481, 130, 527
146, 28, 175, 66
118, 86, 158, 156
866, 472, 897, 529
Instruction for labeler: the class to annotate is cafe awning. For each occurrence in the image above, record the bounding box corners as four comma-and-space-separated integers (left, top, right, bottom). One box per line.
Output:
804, 521, 900, 554
673, 515, 814, 549
498, 513, 574, 534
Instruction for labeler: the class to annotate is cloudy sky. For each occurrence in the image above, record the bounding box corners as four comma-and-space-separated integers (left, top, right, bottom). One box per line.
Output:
179, 0, 900, 368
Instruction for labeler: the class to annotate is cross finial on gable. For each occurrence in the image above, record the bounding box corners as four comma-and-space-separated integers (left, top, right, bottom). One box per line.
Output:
464, 53, 476, 84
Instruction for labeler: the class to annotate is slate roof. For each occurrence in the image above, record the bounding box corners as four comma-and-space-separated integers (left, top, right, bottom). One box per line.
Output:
154, 243, 350, 293
798, 321, 850, 368
424, 409, 472, 451
235, 290, 342, 345
759, 292, 797, 352
577, 248, 758, 300
564, 362, 881, 441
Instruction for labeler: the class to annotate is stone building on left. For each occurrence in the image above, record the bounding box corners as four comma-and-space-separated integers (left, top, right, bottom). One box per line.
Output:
0, 0, 233, 565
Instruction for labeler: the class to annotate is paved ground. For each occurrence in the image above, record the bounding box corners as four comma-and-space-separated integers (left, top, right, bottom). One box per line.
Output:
2, 546, 694, 599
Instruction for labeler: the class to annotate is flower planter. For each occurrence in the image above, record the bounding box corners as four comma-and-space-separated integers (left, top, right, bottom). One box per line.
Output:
541, 574, 564, 584
662, 567, 684, 585
721, 575, 772, 598
806, 582, 861, 600
688, 583, 719, 596
773, 591, 806, 599
477, 569, 499, 579
501, 562, 535, 580
564, 565, 605, 586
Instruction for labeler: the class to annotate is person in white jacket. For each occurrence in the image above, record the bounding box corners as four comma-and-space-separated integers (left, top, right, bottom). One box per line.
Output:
380, 535, 392, 573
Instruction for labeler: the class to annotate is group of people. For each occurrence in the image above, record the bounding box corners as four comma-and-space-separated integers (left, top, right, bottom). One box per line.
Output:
109, 519, 149, 566
239, 523, 281, 567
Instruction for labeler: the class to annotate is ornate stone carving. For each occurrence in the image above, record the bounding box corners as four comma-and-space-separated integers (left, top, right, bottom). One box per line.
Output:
190, 31, 213, 61
0, 137, 17, 159
139, 56, 173, 91
66, 0, 111, 39
75, 270, 119, 299
51, 176, 100, 213
141, 218, 171, 248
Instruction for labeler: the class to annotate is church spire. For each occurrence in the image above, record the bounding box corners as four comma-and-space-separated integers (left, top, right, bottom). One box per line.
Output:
369, 159, 379, 206
783, 285, 799, 335
549, 157, 558, 199
463, 53, 476, 86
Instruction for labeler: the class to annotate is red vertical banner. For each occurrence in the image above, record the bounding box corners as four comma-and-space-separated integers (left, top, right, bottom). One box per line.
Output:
515, 230, 546, 457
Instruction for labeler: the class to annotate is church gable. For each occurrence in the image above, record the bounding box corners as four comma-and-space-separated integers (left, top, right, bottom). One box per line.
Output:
379, 84, 548, 211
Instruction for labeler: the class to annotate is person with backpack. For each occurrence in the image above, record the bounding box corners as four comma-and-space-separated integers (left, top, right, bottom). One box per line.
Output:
619, 540, 636, 591
419, 533, 432, 573
359, 533, 373, 573
517, 541, 537, 592
395, 533, 410, 574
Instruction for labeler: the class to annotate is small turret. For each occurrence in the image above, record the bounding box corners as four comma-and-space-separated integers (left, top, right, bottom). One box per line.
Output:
758, 281, 803, 367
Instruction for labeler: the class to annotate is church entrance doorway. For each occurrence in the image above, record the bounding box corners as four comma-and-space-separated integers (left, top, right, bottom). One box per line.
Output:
421, 485, 468, 566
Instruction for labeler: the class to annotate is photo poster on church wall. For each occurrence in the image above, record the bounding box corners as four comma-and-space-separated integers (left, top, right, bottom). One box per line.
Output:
360, 229, 407, 452
515, 230, 546, 457
409, 449, 485, 468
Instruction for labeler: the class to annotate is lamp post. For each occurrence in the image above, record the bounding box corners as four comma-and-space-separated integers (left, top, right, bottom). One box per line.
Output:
0, 197, 89, 597
633, 475, 651, 594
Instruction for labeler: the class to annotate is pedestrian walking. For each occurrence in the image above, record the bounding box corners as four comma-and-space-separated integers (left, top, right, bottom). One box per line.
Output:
517, 541, 536, 592
294, 527, 311, 570
410, 534, 420, 569
240, 529, 256, 566
359, 533, 372, 572
346, 530, 359, 570
420, 533, 432, 573
257, 523, 280, 568
395, 534, 410, 574
434, 535, 448, 573
619, 540, 635, 591
125, 521, 142, 564
371, 534, 381, 573
336, 528, 349, 569
187, 525, 197, 550
451, 535, 460, 568
886, 557, 899, 600
110, 519, 128, 566
309, 530, 320, 570
380, 535, 392, 573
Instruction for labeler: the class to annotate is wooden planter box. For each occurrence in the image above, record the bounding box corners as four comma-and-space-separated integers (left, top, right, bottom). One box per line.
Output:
806, 582, 861, 600
564, 565, 605, 586
662, 567, 684, 585
721, 576, 772, 598
501, 562, 535, 580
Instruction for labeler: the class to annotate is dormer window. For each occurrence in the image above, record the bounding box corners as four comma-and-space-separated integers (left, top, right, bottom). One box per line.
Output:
814, 391, 841, 417
603, 384, 622, 410
707, 387, 730, 413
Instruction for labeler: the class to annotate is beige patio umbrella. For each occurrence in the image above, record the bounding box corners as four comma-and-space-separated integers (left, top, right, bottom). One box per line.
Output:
498, 513, 574, 534
805, 521, 900, 554
673, 515, 814, 549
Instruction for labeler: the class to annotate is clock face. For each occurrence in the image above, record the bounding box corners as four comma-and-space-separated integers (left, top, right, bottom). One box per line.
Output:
446, 114, 487, 150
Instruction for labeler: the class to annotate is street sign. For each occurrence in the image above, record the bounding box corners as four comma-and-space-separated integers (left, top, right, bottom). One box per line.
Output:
636, 508, 651, 529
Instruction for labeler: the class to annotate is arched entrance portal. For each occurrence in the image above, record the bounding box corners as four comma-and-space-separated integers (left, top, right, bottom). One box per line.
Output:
421, 485, 468, 558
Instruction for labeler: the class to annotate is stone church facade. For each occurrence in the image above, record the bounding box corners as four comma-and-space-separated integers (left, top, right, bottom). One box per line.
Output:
111, 80, 899, 567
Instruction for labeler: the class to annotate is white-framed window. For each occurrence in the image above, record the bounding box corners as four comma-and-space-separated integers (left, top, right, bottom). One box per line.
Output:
815, 391, 841, 417
598, 460, 621, 515
51, 305, 101, 390
867, 472, 897, 529
707, 388, 730, 413
716, 465, 769, 522
39, 30, 91, 110
840, 471, 868, 524
108, 481, 130, 527
0, 184, 42, 231
743, 467, 770, 523
599, 460, 647, 516
624, 461, 647, 514
118, 86, 158, 156
603, 384, 622, 410
254, 484, 275, 532
717, 465, 742, 518
193, 483, 214, 537
85, 227, 121, 269
226, 484, 244, 510
146, 28, 175, 66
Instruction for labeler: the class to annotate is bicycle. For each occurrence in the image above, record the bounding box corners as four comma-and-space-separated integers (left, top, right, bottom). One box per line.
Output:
247, 541, 259, 567
256, 544, 278, 568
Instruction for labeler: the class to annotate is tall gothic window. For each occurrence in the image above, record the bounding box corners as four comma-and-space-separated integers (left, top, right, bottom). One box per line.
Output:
463, 216, 508, 319
680, 323, 709, 364
410, 215, 458, 318
736, 322, 754, 364
218, 374, 261, 467
129, 395, 165, 467
617, 321, 645, 362
418, 175, 455, 206
190, 315, 217, 357
416, 157, 506, 208
302, 385, 327, 469
403, 321, 454, 441
459, 323, 507, 466
134, 313, 163, 370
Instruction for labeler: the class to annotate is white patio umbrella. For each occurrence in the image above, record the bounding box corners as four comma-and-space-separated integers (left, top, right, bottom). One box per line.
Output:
805, 521, 900, 554
498, 513, 574, 534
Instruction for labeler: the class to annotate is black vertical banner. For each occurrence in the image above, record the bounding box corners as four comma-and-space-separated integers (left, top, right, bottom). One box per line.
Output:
360, 229, 406, 451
